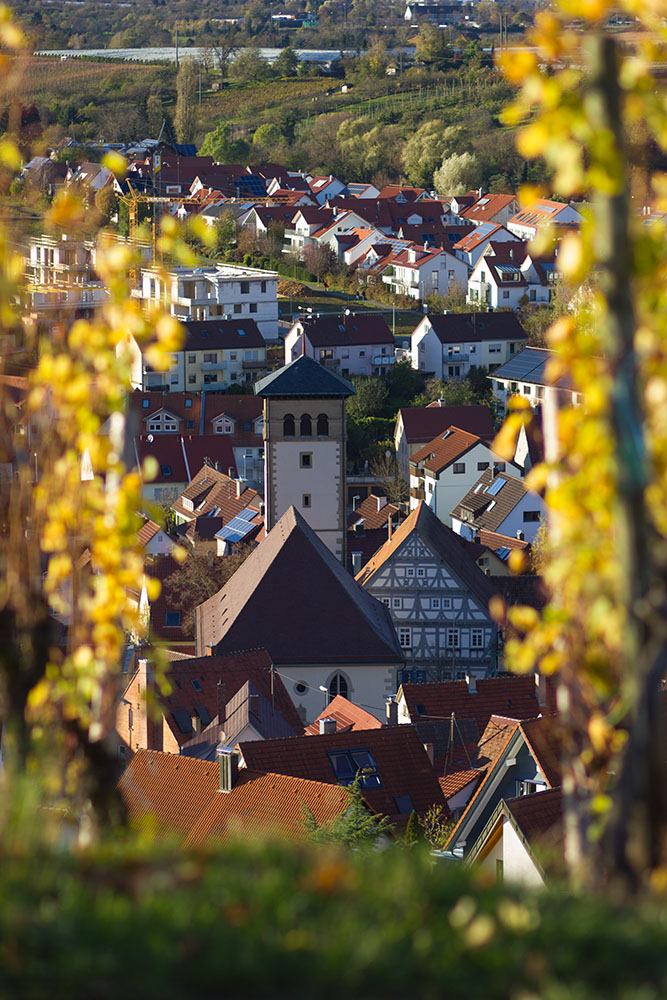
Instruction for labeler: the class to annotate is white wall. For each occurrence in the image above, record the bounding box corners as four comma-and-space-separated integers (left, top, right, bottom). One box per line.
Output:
269, 439, 342, 556
502, 817, 545, 888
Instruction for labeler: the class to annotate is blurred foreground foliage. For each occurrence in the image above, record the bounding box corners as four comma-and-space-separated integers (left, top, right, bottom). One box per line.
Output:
2, 835, 667, 999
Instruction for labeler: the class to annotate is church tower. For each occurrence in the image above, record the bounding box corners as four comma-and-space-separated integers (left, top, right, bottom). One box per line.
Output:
255, 356, 355, 564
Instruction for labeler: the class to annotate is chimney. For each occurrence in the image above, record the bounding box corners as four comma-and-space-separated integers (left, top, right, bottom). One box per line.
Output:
259, 501, 265, 516
215, 460, 221, 471
217, 746, 240, 793
217, 679, 227, 723
376, 495, 387, 512
535, 673, 548, 708
516, 530, 525, 541
423, 742, 435, 766
387, 517, 393, 541
351, 551, 362, 575
191, 714, 201, 736
236, 478, 243, 498
206, 644, 216, 657
249, 693, 259, 717
319, 718, 337, 735
228, 466, 234, 478
385, 696, 398, 727
466, 674, 477, 694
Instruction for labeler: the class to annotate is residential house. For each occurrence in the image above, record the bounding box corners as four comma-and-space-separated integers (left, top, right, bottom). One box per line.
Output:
381, 244, 468, 300
346, 182, 381, 199
133, 435, 237, 505
304, 694, 383, 735
410, 312, 527, 379
409, 425, 520, 523
23, 233, 108, 333
394, 402, 495, 480
118, 749, 352, 844
356, 502, 500, 683
171, 462, 261, 526
308, 174, 347, 204
506, 199, 584, 241
348, 495, 401, 575
464, 787, 563, 886
460, 193, 519, 228
284, 313, 396, 376
116, 648, 302, 759
137, 517, 174, 557
444, 714, 562, 860
453, 223, 521, 269
283, 207, 334, 255
195, 505, 403, 723
240, 725, 448, 826
128, 392, 264, 491
467, 242, 556, 310
136, 319, 268, 393
451, 468, 546, 545
133, 264, 279, 340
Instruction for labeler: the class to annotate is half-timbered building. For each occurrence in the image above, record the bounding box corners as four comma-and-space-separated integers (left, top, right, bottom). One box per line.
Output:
355, 502, 500, 685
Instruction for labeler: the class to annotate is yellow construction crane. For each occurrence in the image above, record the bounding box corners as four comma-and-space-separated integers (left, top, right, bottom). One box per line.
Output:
118, 180, 199, 275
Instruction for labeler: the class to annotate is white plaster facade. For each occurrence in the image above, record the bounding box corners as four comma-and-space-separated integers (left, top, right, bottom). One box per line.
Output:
410, 316, 525, 379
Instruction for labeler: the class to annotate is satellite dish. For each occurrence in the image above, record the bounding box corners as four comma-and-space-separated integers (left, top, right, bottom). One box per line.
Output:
147, 434, 154, 443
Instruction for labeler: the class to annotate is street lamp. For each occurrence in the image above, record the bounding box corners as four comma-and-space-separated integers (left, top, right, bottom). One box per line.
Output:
319, 684, 328, 708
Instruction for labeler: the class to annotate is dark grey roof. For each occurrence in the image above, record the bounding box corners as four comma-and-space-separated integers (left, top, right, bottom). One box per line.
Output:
255, 355, 355, 398
489, 347, 573, 390
425, 312, 527, 345
298, 313, 393, 349
451, 469, 532, 533
183, 319, 264, 351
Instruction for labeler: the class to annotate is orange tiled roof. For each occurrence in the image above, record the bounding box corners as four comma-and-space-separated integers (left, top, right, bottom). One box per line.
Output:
410, 425, 483, 475
304, 695, 382, 735
438, 768, 485, 800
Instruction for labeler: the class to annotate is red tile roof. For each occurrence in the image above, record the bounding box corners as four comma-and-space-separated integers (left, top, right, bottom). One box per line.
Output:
460, 194, 517, 225
160, 648, 303, 747
398, 404, 494, 446
240, 725, 447, 820
409, 425, 484, 475
119, 750, 219, 839
438, 768, 485, 800
347, 494, 399, 531
304, 695, 383, 735
137, 518, 162, 547
135, 435, 237, 485
400, 676, 542, 738
504, 786, 563, 851
519, 715, 562, 787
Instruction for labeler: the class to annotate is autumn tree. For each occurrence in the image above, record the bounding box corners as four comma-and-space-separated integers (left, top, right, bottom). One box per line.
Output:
174, 60, 198, 144
162, 545, 254, 636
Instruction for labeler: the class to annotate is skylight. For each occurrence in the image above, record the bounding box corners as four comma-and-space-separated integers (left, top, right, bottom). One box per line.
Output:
486, 478, 506, 496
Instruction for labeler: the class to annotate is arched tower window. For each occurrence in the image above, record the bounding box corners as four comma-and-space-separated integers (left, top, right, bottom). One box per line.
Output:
317, 413, 329, 437
283, 413, 295, 436
329, 673, 348, 702
300, 414, 312, 437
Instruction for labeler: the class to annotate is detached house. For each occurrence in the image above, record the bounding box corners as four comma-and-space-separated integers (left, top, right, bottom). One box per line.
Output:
356, 502, 500, 684
453, 223, 520, 269
467, 242, 556, 310
506, 199, 584, 241
460, 193, 519, 228
284, 313, 396, 376
409, 425, 520, 524
394, 402, 495, 480
410, 312, 527, 379
382, 244, 468, 300
451, 468, 546, 544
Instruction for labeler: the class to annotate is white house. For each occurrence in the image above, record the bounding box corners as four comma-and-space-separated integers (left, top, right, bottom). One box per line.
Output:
410, 312, 527, 379
460, 193, 519, 228
284, 312, 396, 377
450, 468, 546, 545
133, 263, 279, 340
467, 242, 556, 310
409, 425, 521, 526
382, 244, 468, 300
506, 199, 584, 241
453, 223, 521, 269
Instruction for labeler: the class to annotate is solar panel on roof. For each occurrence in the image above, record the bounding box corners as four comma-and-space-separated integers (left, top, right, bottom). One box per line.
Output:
487, 478, 506, 496
236, 508, 257, 521
496, 546, 511, 561
216, 512, 257, 543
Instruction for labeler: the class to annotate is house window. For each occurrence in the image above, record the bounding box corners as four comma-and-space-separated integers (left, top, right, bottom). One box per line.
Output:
191, 679, 202, 691
523, 510, 541, 522
470, 345, 476, 354
448, 366, 460, 378
417, 568, 425, 578
142, 400, 150, 408
203, 353, 217, 363
442, 598, 452, 610
392, 598, 402, 609
523, 385, 532, 395
302, 493, 311, 508
329, 673, 348, 701
328, 748, 381, 789
320, 349, 333, 360
170, 376, 178, 385
359, 350, 365, 357
471, 628, 484, 648
516, 780, 545, 797
317, 413, 329, 436
165, 421, 177, 430
204, 373, 218, 383
160, 465, 171, 476
489, 344, 501, 353
240, 281, 250, 294
186, 421, 194, 430
185, 399, 192, 408
164, 611, 181, 627
230, 353, 237, 361
477, 462, 489, 471
431, 598, 440, 609
300, 452, 312, 468
447, 628, 460, 648
234, 304, 243, 314
283, 414, 295, 436
406, 568, 415, 577
188, 354, 196, 363
493, 462, 506, 473
148, 422, 161, 432
453, 462, 465, 475
341, 349, 349, 358
535, 386, 545, 399
502, 290, 510, 299
261, 281, 267, 293
382, 597, 390, 607
300, 414, 312, 436
399, 627, 411, 649
249, 303, 257, 313
448, 270, 455, 279
188, 375, 196, 384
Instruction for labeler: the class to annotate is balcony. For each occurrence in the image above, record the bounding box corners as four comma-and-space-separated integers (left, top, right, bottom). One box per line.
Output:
199, 362, 227, 371
411, 485, 425, 502
372, 354, 396, 366
242, 358, 269, 371
445, 353, 469, 363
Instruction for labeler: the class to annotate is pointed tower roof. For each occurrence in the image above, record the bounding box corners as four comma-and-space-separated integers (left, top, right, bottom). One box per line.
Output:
196, 506, 402, 665
255, 355, 355, 398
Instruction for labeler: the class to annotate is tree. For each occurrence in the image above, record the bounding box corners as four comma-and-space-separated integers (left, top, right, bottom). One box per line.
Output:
145, 93, 165, 139
411, 377, 477, 409
199, 122, 250, 164
433, 151, 482, 196
304, 773, 393, 848
252, 123, 285, 163
274, 46, 298, 78
230, 49, 272, 84
346, 376, 389, 421
302, 244, 337, 282
94, 185, 117, 225
163, 545, 253, 636
370, 452, 408, 506
215, 209, 238, 254
174, 61, 198, 144
205, 26, 241, 78
414, 23, 451, 71
401, 122, 461, 189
